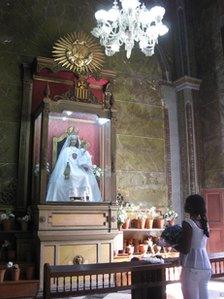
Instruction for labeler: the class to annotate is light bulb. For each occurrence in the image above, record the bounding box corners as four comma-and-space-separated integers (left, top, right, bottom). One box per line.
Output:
107, 7, 120, 21
120, 0, 140, 10
157, 24, 169, 36
149, 6, 165, 22
95, 9, 108, 21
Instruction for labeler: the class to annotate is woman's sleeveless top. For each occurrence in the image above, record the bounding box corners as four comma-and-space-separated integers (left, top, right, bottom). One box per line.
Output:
181, 218, 211, 270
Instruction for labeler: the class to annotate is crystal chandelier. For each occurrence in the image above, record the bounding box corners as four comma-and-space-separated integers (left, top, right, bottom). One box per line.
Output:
91, 0, 169, 59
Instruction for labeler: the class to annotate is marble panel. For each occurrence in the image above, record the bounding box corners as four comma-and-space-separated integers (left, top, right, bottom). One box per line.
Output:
200, 102, 221, 140
116, 171, 167, 207
116, 135, 165, 172
0, 52, 21, 84
0, 162, 17, 205
204, 169, 224, 189
116, 171, 166, 190
114, 76, 162, 106
115, 101, 164, 138
204, 137, 224, 171
117, 186, 167, 208
0, 83, 22, 122
0, 121, 20, 163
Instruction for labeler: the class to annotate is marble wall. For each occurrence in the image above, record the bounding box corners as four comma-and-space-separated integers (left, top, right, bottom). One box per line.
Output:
0, 0, 167, 207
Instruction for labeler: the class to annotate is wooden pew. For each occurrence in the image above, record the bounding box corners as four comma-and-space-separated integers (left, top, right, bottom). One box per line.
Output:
43, 260, 177, 299
43, 253, 224, 299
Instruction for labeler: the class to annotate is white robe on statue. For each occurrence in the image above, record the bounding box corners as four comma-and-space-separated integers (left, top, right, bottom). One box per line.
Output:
46, 142, 101, 202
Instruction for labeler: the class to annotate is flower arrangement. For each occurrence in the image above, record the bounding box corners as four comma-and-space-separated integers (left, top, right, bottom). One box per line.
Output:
0, 240, 12, 261
0, 240, 11, 250
146, 207, 158, 219
116, 193, 125, 206
117, 205, 128, 226
160, 224, 182, 246
0, 209, 15, 222
7, 261, 19, 269
115, 193, 131, 227
137, 210, 147, 220
163, 208, 178, 222
17, 215, 31, 223
7, 262, 20, 280
92, 165, 103, 178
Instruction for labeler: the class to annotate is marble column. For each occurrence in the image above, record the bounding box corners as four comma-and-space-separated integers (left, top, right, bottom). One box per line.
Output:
175, 76, 201, 204
161, 83, 182, 221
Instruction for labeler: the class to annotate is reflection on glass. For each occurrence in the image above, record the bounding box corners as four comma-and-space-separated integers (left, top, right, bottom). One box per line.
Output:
46, 133, 101, 202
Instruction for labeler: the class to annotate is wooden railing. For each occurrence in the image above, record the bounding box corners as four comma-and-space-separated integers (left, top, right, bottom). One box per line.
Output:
43, 253, 224, 299
43, 260, 177, 299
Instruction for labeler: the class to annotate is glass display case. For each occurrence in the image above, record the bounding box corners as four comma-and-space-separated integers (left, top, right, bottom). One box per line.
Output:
31, 96, 115, 204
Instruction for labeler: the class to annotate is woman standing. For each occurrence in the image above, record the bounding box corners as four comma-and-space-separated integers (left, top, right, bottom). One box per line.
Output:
176, 194, 212, 299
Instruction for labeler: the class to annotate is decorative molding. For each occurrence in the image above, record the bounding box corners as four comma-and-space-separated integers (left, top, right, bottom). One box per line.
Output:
53, 88, 99, 104
35, 56, 116, 81
33, 75, 74, 86
175, 76, 202, 92
164, 108, 172, 206
186, 103, 197, 193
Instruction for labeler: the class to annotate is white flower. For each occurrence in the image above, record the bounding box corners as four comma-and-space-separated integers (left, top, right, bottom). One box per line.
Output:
146, 207, 158, 219
2, 240, 10, 248
117, 206, 128, 224
164, 208, 178, 221
92, 165, 103, 178
7, 262, 13, 268
0, 210, 15, 222
0, 214, 7, 221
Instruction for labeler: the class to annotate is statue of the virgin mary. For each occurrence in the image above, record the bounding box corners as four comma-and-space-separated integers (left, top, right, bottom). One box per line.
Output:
46, 134, 101, 202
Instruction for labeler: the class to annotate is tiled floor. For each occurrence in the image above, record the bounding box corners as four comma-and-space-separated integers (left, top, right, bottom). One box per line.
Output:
69, 281, 224, 298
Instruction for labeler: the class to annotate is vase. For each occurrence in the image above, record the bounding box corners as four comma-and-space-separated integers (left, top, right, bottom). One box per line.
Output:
26, 265, 34, 280
153, 218, 164, 229
137, 218, 146, 229
138, 244, 148, 254
126, 245, 134, 255
2, 219, 12, 231
145, 218, 153, 229
11, 267, 20, 281
122, 218, 130, 229
0, 268, 6, 283
118, 224, 122, 231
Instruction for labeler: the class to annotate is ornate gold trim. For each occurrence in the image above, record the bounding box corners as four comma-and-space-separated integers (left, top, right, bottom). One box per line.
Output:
53, 32, 105, 75
33, 74, 74, 85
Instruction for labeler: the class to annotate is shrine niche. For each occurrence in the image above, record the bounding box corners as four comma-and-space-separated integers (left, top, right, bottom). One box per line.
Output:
31, 58, 116, 205
16, 53, 119, 289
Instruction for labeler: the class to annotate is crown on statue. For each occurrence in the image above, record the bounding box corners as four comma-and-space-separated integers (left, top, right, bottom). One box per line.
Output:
67, 126, 79, 136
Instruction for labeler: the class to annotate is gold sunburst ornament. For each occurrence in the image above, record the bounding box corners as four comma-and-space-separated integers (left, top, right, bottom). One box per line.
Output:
52, 32, 105, 75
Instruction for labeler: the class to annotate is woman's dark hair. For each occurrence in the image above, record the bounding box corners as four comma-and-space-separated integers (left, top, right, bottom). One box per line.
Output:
184, 194, 209, 237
